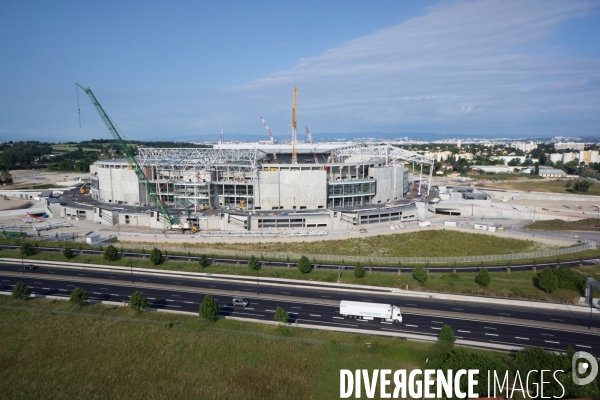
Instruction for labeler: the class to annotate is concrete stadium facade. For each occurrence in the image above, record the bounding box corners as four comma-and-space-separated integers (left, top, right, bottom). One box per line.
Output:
89, 143, 410, 211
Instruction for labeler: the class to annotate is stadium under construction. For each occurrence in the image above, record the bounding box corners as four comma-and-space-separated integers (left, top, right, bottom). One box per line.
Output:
87, 143, 434, 230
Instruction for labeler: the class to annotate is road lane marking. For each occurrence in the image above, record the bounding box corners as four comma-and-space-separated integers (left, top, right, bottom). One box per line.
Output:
333, 317, 344, 320
166, 305, 181, 308
34, 282, 42, 284
405, 324, 418, 327
484, 327, 497, 330
266, 309, 276, 312
515, 337, 529, 340
309, 314, 321, 317
110, 294, 119, 296
382, 328, 435, 335
457, 330, 471, 333
166, 300, 175, 302
540, 333, 554, 336
59, 289, 67, 291
184, 301, 194, 304
297, 319, 358, 327
381, 322, 392, 325
291, 306, 301, 309
228, 312, 265, 317
485, 333, 499, 336
147, 297, 155, 300
93, 292, 102, 294
431, 327, 441, 330
42, 288, 50, 290
431, 321, 443, 324
576, 344, 591, 348
545, 340, 560, 344
244, 308, 254, 310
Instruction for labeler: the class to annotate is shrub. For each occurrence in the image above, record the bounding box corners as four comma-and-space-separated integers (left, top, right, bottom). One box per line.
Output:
538, 268, 558, 293
20, 242, 35, 256
69, 287, 89, 306
129, 291, 150, 311
354, 262, 365, 278
413, 265, 427, 283
198, 255, 209, 268
199, 294, 219, 320
439, 325, 456, 344
150, 247, 163, 265
103, 245, 118, 261
573, 179, 592, 193
553, 266, 586, 293
327, 339, 340, 349
11, 281, 30, 300
248, 255, 259, 271
274, 306, 289, 324
475, 266, 491, 287
297, 256, 311, 274
63, 248, 74, 259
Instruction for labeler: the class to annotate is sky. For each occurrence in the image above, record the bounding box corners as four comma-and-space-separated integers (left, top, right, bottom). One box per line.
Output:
0, 0, 599, 143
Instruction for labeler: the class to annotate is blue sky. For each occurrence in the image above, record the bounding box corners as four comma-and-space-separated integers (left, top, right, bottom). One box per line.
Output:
0, 0, 599, 142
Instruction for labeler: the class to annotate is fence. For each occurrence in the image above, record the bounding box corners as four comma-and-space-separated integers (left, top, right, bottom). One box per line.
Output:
123, 240, 597, 266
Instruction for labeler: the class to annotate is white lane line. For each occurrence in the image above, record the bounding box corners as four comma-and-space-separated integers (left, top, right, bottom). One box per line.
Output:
184, 301, 194, 304
34, 281, 42, 284
333, 317, 344, 320
166, 300, 175, 302
485, 333, 499, 336
291, 306, 301, 309
457, 330, 471, 333
42, 287, 50, 290
229, 312, 265, 317
265, 309, 276, 312
576, 344, 591, 348
309, 314, 321, 317
382, 328, 435, 335
484, 327, 497, 330
540, 333, 554, 336
147, 297, 155, 300
93, 292, 102, 294
406, 304, 417, 306
499, 313, 510, 316
431, 321, 443, 324
297, 319, 358, 327
110, 294, 119, 296
166, 305, 181, 308
431, 327, 441, 330
381, 322, 392, 325
545, 340, 560, 344
551, 319, 563, 322
452, 308, 463, 311
515, 337, 529, 340
244, 308, 254, 310
405, 324, 418, 328
100, 288, 108, 290
59, 289, 67, 292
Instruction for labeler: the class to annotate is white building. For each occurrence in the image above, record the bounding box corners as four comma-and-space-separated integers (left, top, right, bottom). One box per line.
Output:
555, 142, 585, 151
579, 150, 600, 165
509, 141, 537, 153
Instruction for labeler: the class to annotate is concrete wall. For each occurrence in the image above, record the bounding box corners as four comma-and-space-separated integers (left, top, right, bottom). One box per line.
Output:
486, 189, 600, 202
257, 169, 327, 210
118, 213, 151, 226
96, 165, 145, 206
370, 165, 406, 204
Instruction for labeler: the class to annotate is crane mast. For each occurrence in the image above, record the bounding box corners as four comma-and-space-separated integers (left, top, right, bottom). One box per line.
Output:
291, 86, 298, 164
219, 126, 224, 145
75, 83, 179, 228
259, 116, 278, 163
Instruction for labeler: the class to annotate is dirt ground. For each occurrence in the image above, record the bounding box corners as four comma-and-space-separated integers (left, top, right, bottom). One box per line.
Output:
7, 170, 86, 189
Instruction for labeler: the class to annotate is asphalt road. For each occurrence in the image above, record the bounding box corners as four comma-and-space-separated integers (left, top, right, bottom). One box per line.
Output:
1, 262, 598, 329
1, 262, 599, 355
1, 272, 599, 356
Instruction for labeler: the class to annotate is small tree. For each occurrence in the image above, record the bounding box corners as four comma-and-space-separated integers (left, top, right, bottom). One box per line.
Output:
63, 248, 74, 259
198, 255, 209, 268
69, 287, 89, 306
297, 256, 311, 274
573, 179, 592, 193
20, 242, 35, 256
538, 268, 558, 293
248, 255, 259, 271
413, 265, 427, 283
11, 281, 30, 300
439, 325, 456, 344
354, 262, 365, 278
199, 294, 220, 320
475, 265, 491, 287
104, 245, 118, 261
129, 291, 150, 311
150, 247, 163, 265
274, 306, 289, 324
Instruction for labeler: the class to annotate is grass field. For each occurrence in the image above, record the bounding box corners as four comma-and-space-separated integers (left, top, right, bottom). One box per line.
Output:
51, 144, 100, 153
0, 295, 440, 399
482, 178, 600, 195
7, 249, 600, 303
150, 230, 549, 258
526, 218, 600, 231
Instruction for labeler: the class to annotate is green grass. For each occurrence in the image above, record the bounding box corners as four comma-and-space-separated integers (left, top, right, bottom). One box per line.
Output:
0, 295, 441, 399
526, 218, 600, 231
8, 249, 600, 303
135, 230, 548, 258
51, 144, 100, 153
484, 178, 600, 195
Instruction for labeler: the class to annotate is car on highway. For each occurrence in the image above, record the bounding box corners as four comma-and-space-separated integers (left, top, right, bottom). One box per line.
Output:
24, 264, 35, 270
232, 297, 249, 307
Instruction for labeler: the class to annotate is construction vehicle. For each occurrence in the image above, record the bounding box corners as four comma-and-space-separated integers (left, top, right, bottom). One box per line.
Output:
76, 83, 183, 229
192, 226, 199, 232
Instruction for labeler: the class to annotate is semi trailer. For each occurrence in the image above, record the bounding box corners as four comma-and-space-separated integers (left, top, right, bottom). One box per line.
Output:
339, 300, 402, 323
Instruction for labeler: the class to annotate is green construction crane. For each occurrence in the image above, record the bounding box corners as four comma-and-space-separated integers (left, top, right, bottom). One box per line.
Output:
75, 83, 179, 227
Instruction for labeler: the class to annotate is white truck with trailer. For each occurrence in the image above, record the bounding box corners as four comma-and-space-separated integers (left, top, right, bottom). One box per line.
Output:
339, 300, 402, 323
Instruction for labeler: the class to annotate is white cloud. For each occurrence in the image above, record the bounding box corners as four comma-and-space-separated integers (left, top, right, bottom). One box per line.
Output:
220, 0, 599, 136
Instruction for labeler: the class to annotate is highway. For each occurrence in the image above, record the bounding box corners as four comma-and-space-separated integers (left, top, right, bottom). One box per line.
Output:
1, 262, 599, 356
